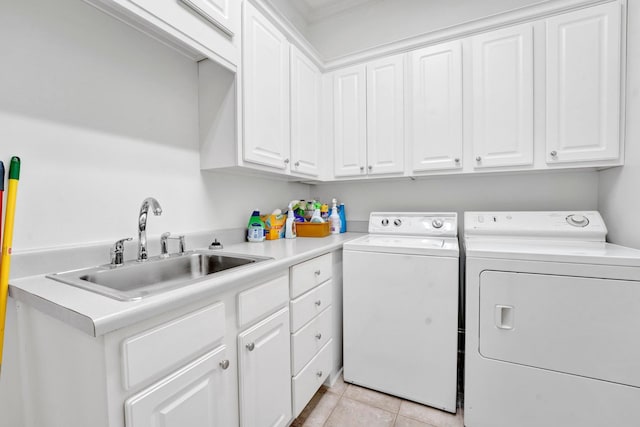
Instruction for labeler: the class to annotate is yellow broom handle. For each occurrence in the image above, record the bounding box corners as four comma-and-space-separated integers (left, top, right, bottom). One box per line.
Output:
0, 157, 20, 373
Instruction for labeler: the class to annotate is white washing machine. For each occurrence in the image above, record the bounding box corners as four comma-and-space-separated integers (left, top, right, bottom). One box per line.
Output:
464, 211, 640, 427
343, 212, 459, 412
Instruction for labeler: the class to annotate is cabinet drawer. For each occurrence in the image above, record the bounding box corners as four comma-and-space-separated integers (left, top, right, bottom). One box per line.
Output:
292, 339, 333, 418
290, 279, 332, 331
290, 253, 332, 298
122, 302, 225, 389
291, 306, 333, 375
238, 274, 289, 328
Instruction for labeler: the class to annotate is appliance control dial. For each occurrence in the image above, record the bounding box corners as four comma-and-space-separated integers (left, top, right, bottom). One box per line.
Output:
393, 219, 402, 227
432, 219, 444, 229
566, 214, 589, 227
381, 218, 389, 226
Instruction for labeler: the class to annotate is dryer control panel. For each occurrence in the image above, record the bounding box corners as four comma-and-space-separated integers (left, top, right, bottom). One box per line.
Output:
464, 211, 607, 241
368, 212, 458, 237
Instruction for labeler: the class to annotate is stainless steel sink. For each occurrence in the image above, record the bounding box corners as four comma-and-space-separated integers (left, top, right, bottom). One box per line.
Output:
47, 250, 272, 301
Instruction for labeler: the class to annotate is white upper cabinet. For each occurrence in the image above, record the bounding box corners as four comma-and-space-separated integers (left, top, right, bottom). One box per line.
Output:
408, 41, 463, 172
471, 23, 534, 169
546, 2, 622, 164
179, 0, 239, 38
290, 45, 322, 177
366, 54, 405, 175
333, 64, 367, 177
243, 1, 291, 171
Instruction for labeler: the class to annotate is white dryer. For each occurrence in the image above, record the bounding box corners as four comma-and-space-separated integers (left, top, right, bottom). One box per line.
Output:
464, 211, 640, 427
343, 212, 459, 412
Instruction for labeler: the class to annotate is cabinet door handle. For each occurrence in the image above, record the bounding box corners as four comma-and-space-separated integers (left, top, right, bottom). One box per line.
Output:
314, 270, 321, 276
246, 342, 255, 351
368, 165, 372, 171
550, 151, 558, 158
316, 371, 323, 378
295, 161, 300, 167
315, 300, 322, 307
476, 156, 482, 162
360, 166, 364, 171
315, 333, 322, 340
454, 158, 460, 164
219, 359, 230, 370
284, 158, 290, 164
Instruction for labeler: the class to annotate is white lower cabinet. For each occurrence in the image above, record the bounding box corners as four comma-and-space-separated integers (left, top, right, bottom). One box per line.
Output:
238, 307, 292, 427
124, 346, 233, 427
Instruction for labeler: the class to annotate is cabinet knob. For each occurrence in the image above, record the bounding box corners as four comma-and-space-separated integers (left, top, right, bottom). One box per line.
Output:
315, 300, 322, 306
316, 371, 323, 378
476, 156, 482, 162
314, 270, 321, 276
368, 165, 373, 171
454, 158, 460, 164
219, 359, 230, 370
284, 158, 290, 164
315, 333, 322, 340
295, 161, 300, 167
246, 342, 255, 351
550, 151, 558, 158
360, 166, 365, 171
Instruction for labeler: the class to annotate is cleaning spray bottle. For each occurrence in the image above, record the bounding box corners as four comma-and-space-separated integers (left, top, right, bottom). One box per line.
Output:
247, 209, 265, 242
330, 198, 341, 235
285, 202, 297, 239
310, 202, 324, 223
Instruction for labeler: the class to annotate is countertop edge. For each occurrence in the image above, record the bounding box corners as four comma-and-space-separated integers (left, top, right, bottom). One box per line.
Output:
9, 234, 363, 337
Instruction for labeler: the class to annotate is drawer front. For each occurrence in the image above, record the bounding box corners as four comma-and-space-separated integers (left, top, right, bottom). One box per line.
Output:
122, 302, 225, 389
290, 279, 333, 331
238, 274, 289, 328
292, 339, 333, 418
290, 253, 332, 298
291, 306, 333, 375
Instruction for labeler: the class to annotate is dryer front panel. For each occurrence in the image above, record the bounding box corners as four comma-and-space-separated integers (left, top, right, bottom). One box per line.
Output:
478, 270, 640, 387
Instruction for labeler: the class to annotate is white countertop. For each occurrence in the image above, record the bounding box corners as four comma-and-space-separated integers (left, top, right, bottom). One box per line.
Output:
9, 233, 362, 337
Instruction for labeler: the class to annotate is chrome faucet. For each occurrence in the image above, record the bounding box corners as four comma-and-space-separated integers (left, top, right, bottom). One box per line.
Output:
138, 197, 162, 261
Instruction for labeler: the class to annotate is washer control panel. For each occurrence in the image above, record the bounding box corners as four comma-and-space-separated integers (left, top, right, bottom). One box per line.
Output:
369, 212, 458, 236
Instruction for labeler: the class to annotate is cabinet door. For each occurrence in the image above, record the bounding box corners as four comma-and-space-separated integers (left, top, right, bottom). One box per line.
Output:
366, 54, 405, 175
238, 307, 292, 427
409, 41, 463, 172
471, 23, 534, 168
290, 45, 321, 177
333, 64, 367, 177
243, 2, 290, 170
546, 2, 621, 164
124, 346, 233, 427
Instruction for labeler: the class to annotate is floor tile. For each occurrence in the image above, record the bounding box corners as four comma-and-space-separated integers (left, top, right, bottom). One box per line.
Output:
325, 374, 348, 396
343, 383, 402, 413
325, 396, 396, 427
398, 401, 462, 427
394, 415, 436, 427
292, 389, 340, 427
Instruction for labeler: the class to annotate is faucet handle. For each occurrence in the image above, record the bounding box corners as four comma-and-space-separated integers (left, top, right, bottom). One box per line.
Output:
161, 232, 186, 256
111, 237, 133, 266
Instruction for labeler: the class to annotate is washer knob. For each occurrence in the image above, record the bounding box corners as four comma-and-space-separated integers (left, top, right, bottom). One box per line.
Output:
432, 219, 444, 229
393, 219, 402, 227
381, 218, 389, 226
566, 214, 589, 227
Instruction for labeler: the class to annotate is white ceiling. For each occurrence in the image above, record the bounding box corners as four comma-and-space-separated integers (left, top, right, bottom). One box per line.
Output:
293, 0, 377, 22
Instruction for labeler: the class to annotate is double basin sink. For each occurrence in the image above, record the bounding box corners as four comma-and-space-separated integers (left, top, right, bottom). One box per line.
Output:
47, 250, 272, 301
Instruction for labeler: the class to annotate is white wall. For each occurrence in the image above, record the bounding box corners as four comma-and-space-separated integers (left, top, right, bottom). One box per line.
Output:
0, 0, 309, 252
306, 0, 548, 59
312, 171, 599, 228
599, 0, 640, 249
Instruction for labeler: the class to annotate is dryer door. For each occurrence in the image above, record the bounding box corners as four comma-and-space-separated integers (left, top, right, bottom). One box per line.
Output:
478, 270, 640, 387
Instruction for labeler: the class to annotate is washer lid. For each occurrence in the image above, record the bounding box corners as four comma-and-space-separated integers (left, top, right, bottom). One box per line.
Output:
465, 238, 640, 266
344, 234, 459, 257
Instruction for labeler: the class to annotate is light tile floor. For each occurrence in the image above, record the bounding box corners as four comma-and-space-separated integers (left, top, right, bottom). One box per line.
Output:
292, 376, 464, 427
